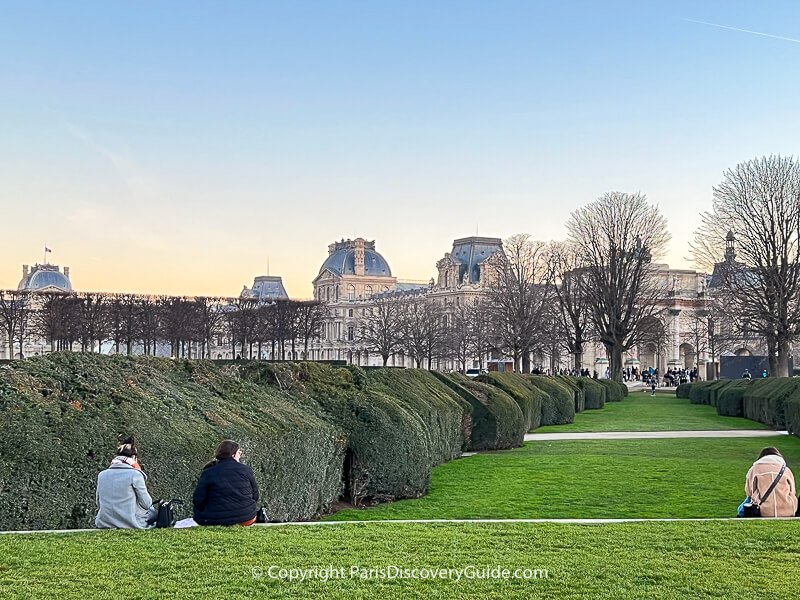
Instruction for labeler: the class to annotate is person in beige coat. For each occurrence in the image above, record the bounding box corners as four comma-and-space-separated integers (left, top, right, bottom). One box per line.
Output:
745, 447, 798, 518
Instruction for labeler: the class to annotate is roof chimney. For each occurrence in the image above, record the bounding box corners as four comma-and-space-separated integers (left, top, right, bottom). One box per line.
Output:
23, 264, 29, 277
64, 266, 70, 279
354, 237, 365, 276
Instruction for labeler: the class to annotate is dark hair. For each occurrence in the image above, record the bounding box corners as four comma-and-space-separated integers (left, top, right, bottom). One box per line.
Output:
215, 440, 240, 460
203, 440, 240, 470
758, 447, 782, 459
116, 435, 138, 458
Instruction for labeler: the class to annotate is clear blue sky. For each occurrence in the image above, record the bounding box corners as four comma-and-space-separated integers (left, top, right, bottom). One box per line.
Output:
2, 1, 799, 296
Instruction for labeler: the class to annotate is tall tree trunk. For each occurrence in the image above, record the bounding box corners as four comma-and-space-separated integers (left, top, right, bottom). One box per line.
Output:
608, 343, 624, 382
777, 339, 791, 377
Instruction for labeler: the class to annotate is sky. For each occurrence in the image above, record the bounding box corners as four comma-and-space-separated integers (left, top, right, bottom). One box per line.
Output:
2, 1, 800, 297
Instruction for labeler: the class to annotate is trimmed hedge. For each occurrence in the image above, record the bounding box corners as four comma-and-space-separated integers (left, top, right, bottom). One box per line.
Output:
688, 381, 717, 405
0, 354, 346, 530
528, 376, 575, 425
432, 373, 526, 451
242, 362, 469, 506
716, 381, 752, 418
555, 376, 585, 413
786, 392, 800, 436
476, 372, 545, 431
597, 379, 626, 402
741, 378, 800, 429
0, 355, 487, 530
572, 377, 607, 410
675, 383, 692, 399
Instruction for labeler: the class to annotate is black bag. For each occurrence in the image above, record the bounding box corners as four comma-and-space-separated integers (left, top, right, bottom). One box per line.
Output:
255, 507, 268, 524
155, 498, 182, 529
742, 465, 785, 519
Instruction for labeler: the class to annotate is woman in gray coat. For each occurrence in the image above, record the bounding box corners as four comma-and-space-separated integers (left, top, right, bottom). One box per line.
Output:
95, 437, 158, 529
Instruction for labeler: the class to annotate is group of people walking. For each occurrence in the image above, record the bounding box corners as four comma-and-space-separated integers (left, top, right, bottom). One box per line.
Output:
95, 437, 260, 529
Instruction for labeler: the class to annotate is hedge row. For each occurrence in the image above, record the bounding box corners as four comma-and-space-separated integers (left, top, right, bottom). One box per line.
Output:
688, 380, 735, 406
786, 394, 800, 437
475, 372, 544, 431
0, 355, 592, 530
555, 376, 585, 413
0, 355, 489, 530
431, 372, 526, 451
529, 376, 576, 425
571, 377, 607, 409
741, 378, 800, 429
716, 381, 752, 417
675, 383, 692, 399
0, 354, 346, 530
677, 378, 800, 435
598, 379, 627, 402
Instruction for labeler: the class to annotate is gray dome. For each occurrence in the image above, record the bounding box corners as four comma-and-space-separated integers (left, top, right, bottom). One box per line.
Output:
25, 269, 72, 291
320, 247, 392, 277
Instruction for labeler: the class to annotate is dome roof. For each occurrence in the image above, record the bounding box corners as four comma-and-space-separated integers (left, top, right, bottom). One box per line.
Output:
21, 268, 73, 292
319, 239, 392, 278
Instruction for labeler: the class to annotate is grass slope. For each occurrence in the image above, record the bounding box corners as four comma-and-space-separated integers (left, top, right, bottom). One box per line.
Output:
536, 392, 768, 432
1, 522, 799, 599
326, 436, 800, 520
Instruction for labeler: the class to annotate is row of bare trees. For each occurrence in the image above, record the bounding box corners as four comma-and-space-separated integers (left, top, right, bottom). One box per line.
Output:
356, 293, 492, 369
0, 290, 326, 361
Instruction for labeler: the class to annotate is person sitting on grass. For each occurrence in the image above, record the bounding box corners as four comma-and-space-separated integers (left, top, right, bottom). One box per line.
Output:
744, 447, 798, 518
95, 436, 159, 529
193, 440, 260, 527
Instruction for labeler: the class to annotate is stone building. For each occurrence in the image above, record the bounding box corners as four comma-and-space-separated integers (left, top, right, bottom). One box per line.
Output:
0, 262, 74, 359
305, 236, 503, 368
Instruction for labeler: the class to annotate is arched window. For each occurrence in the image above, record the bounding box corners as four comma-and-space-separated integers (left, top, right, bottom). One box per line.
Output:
365, 285, 372, 299
326, 287, 331, 301
348, 308, 354, 317
348, 284, 356, 300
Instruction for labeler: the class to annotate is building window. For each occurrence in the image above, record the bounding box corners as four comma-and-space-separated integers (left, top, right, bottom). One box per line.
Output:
365, 285, 372, 299
348, 309, 354, 317
348, 284, 356, 300
348, 326, 355, 341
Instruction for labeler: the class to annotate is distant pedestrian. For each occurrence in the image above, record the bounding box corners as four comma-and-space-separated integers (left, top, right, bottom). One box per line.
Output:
762, 369, 768, 378
650, 378, 657, 396
742, 369, 752, 381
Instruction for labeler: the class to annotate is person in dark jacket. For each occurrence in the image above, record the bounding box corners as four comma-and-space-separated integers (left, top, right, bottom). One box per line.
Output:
193, 440, 259, 526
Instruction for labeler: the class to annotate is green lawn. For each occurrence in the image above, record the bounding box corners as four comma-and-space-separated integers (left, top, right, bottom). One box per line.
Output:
1, 521, 799, 599
326, 436, 800, 521
537, 392, 767, 432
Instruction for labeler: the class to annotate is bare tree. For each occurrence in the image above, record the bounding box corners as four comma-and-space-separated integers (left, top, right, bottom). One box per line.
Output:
358, 294, 405, 366
484, 234, 553, 373
400, 296, 447, 369
444, 301, 473, 373
692, 155, 800, 377
295, 300, 327, 359
0, 290, 32, 359
548, 241, 595, 371
34, 292, 75, 352
567, 192, 671, 382
193, 296, 225, 359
